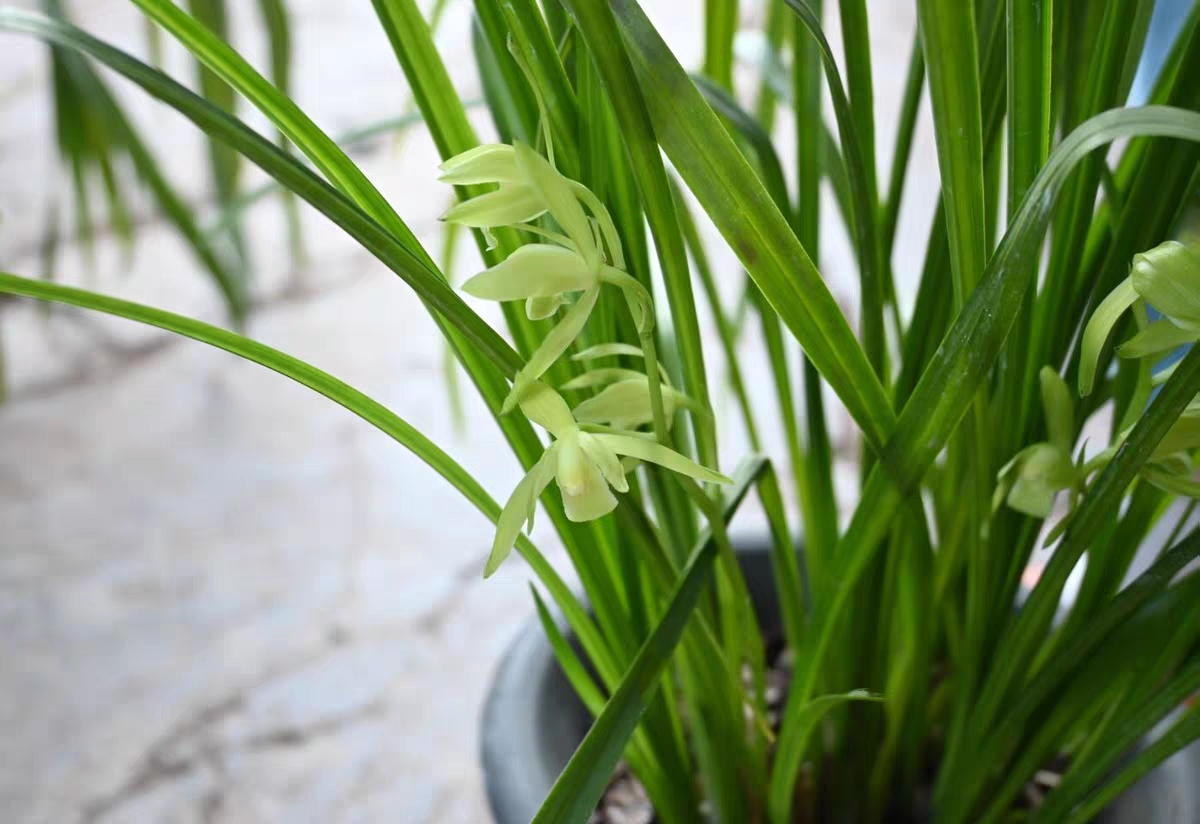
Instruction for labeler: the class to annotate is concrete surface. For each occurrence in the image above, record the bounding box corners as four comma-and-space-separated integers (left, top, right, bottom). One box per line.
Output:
0, 1, 930, 822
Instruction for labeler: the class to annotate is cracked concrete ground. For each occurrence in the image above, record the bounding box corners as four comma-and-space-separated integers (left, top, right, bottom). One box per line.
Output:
0, 1, 930, 822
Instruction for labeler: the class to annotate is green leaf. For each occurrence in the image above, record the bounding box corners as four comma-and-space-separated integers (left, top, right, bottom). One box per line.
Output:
1036, 649, 1200, 823
497, 0, 580, 173
254, 0, 305, 266
772, 107, 1200, 821
1006, 0, 1052, 217
531, 586, 607, 713
782, 0, 886, 376
41, 13, 247, 324
128, 0, 438, 271
1062, 706, 1200, 824
672, 180, 761, 452
186, 0, 247, 270
531, 457, 764, 824
0, 270, 583, 622
940, 344, 1200, 819
916, 0, 987, 309
206, 106, 484, 240
602, 0, 896, 451
881, 34, 925, 259
767, 690, 883, 823
703, 0, 738, 89
5, 12, 613, 639
562, 0, 719, 472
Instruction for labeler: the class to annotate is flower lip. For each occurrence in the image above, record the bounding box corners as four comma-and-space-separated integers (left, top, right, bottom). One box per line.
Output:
556, 432, 619, 521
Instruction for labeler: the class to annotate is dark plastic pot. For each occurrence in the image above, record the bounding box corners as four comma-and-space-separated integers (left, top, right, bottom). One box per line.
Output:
480, 541, 1200, 823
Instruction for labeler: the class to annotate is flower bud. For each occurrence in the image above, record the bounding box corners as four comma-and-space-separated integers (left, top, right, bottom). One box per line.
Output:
1131, 240, 1200, 333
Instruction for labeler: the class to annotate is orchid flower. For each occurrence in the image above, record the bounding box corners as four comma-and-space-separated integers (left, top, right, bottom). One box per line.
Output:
562, 368, 697, 431
1079, 240, 1200, 396
441, 140, 648, 413
1066, 238, 1200, 506
998, 360, 1200, 523
994, 367, 1084, 518
484, 383, 731, 577
1083, 396, 1200, 499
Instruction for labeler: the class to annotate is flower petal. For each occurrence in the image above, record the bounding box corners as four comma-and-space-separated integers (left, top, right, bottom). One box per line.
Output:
1079, 276, 1139, 395
561, 475, 618, 522
1132, 240, 1200, 332
438, 144, 523, 185
517, 383, 578, 439
571, 343, 645, 362
526, 295, 567, 320
1115, 317, 1198, 359
441, 184, 546, 228
484, 446, 558, 578
578, 432, 629, 493
503, 285, 601, 413
595, 433, 732, 485
523, 443, 560, 534
1038, 367, 1075, 454
572, 378, 662, 430
1004, 443, 1077, 519
555, 436, 618, 521
559, 368, 648, 391
513, 141, 600, 269
461, 244, 595, 302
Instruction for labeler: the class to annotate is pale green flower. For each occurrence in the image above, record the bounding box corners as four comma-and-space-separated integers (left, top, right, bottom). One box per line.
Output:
1003, 365, 1200, 524
440, 141, 602, 265
994, 368, 1083, 518
1131, 240, 1200, 332
562, 369, 694, 431
462, 244, 596, 321
484, 384, 731, 576
1082, 400, 1200, 503
1079, 240, 1200, 395
994, 443, 1080, 519
439, 145, 547, 234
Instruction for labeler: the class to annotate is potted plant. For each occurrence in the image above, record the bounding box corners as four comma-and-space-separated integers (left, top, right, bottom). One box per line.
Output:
2, 0, 1200, 822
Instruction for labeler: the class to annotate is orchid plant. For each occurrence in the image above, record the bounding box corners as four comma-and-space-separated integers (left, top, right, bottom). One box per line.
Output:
4, 1, 1200, 823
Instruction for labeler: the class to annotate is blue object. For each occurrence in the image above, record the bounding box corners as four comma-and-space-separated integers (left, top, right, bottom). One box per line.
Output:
1129, 0, 1196, 105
